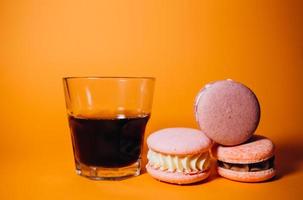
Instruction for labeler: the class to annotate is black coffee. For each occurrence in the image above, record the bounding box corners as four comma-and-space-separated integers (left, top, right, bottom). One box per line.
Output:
68, 113, 150, 168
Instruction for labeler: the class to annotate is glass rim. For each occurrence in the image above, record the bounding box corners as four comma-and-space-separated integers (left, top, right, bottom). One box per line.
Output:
63, 76, 155, 81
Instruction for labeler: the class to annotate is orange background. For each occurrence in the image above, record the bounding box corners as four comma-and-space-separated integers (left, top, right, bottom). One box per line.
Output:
1, 0, 303, 199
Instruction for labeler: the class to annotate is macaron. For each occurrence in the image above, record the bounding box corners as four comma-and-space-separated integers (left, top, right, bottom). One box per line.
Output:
212, 135, 276, 182
146, 128, 212, 184
195, 79, 260, 146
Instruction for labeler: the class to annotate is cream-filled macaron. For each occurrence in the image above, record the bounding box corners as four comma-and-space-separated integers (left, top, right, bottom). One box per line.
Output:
212, 135, 276, 182
146, 128, 212, 184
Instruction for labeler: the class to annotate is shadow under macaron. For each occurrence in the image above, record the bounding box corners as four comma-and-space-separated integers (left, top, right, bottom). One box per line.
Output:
275, 136, 303, 179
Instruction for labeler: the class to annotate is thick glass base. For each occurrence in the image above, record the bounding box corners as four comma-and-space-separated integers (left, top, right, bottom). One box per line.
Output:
75, 159, 141, 180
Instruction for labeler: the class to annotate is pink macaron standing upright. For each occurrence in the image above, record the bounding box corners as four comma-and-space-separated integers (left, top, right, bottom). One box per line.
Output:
194, 79, 260, 146
146, 128, 212, 184
212, 135, 276, 182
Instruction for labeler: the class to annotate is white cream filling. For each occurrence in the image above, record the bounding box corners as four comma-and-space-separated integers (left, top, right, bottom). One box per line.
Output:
147, 149, 210, 173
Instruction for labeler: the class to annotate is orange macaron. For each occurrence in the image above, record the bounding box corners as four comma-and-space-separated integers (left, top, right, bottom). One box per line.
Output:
146, 128, 212, 184
212, 135, 276, 182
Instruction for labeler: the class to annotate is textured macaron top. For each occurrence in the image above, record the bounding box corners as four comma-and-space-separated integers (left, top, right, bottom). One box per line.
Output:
213, 135, 274, 164
195, 79, 260, 146
147, 128, 211, 155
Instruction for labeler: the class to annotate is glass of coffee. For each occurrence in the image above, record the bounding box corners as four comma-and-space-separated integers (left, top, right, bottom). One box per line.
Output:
63, 77, 155, 180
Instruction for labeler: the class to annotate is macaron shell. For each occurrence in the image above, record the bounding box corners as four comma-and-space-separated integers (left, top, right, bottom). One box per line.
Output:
217, 166, 276, 182
195, 80, 260, 146
147, 128, 212, 155
146, 165, 210, 184
213, 135, 275, 164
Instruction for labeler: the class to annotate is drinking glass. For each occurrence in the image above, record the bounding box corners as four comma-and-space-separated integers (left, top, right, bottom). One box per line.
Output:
63, 77, 155, 180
